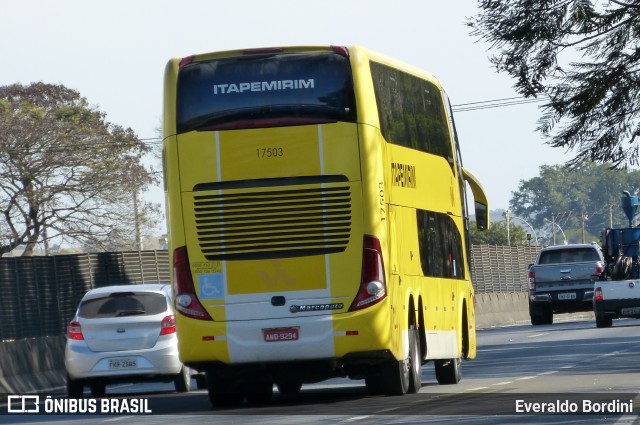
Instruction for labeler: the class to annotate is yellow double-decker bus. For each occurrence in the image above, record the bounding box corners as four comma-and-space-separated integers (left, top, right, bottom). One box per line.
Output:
163, 45, 489, 406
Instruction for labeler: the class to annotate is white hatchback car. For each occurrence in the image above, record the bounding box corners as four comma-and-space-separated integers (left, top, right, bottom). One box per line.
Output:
65, 284, 192, 398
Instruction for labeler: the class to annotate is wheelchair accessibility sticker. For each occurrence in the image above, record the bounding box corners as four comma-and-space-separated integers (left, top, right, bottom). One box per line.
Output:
198, 273, 225, 300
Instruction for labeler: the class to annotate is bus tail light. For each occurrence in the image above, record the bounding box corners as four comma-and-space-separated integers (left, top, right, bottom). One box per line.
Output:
331, 45, 349, 57
179, 55, 195, 68
173, 246, 213, 321
594, 286, 604, 302
349, 235, 387, 311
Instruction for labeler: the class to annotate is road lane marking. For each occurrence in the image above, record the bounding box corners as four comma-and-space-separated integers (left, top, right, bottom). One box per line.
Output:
465, 387, 489, 391
338, 416, 371, 423
515, 376, 536, 381
527, 333, 549, 338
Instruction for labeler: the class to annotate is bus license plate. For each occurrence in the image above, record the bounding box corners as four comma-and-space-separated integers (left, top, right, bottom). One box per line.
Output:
558, 293, 576, 300
263, 327, 299, 342
108, 357, 138, 369
621, 307, 640, 315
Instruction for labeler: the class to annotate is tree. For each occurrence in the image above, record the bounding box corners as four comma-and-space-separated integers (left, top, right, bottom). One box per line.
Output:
509, 162, 640, 242
468, 1, 640, 167
470, 220, 528, 245
0, 82, 160, 255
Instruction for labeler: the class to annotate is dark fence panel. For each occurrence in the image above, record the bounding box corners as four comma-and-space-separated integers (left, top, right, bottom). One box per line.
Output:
0, 246, 537, 341
0, 250, 171, 341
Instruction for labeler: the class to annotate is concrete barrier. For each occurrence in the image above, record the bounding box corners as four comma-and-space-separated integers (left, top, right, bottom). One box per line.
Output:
0, 292, 596, 394
0, 336, 66, 394
474, 292, 594, 328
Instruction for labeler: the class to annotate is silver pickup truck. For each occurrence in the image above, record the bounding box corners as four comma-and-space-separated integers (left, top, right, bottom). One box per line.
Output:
527, 244, 604, 325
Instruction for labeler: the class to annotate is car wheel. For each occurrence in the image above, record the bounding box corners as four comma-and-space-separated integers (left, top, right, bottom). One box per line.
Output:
275, 381, 302, 397
174, 366, 191, 393
67, 375, 84, 398
90, 383, 106, 397
195, 373, 207, 390
596, 316, 613, 328
530, 315, 545, 325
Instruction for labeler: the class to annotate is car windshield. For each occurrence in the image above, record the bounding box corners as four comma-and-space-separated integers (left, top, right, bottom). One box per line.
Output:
78, 292, 168, 318
538, 248, 600, 264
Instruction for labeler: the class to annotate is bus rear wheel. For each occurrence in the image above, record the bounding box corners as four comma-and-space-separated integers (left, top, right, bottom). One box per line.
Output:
365, 360, 409, 395
435, 357, 461, 385
206, 372, 243, 407
407, 327, 422, 393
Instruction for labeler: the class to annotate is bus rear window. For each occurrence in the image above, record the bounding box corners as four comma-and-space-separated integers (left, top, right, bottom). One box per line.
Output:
176, 52, 356, 133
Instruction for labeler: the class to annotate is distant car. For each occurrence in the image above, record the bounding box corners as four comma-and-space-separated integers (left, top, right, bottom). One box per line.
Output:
65, 283, 193, 398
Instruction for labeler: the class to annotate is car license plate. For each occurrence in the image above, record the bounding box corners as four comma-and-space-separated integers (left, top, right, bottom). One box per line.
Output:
263, 327, 299, 342
558, 293, 577, 300
108, 357, 138, 369
621, 307, 640, 315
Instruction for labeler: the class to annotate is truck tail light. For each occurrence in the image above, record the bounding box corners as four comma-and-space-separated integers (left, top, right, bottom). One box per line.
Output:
528, 270, 536, 293
595, 262, 604, 275
173, 246, 213, 321
67, 321, 84, 340
349, 235, 387, 311
594, 286, 604, 301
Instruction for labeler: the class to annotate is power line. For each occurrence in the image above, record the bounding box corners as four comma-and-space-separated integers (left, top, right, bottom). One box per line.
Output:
0, 96, 547, 153
452, 96, 547, 113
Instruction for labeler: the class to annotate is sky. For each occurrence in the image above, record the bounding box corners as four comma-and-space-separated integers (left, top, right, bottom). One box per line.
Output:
1, 0, 574, 229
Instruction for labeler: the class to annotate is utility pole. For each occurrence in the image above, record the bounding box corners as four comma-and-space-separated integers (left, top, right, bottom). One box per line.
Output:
610, 204, 613, 228
133, 191, 142, 251
503, 209, 511, 246
552, 212, 556, 246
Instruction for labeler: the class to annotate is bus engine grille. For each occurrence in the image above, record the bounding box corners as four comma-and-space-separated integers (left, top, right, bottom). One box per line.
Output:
193, 184, 352, 261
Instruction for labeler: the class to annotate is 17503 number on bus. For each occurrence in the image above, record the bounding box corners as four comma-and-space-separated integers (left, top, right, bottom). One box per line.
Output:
256, 147, 284, 158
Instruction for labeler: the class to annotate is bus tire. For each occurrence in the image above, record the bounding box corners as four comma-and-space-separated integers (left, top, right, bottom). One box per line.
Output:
206, 372, 243, 407
244, 378, 273, 405
365, 357, 410, 396
435, 357, 461, 385
407, 327, 422, 393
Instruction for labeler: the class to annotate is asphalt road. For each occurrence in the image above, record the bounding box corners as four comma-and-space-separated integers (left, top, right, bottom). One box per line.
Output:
3, 318, 640, 425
